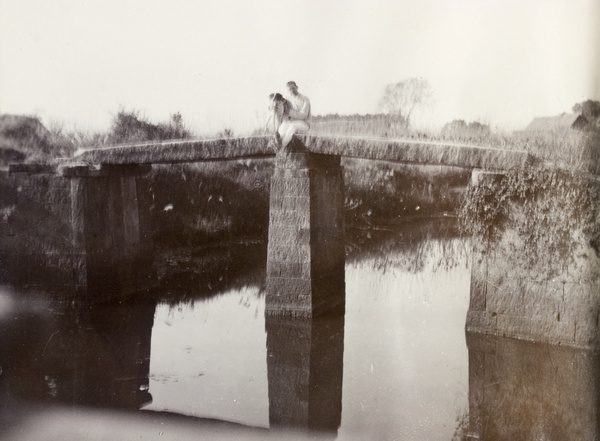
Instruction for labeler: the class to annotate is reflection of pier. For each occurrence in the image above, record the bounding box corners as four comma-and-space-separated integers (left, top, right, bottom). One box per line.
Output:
70, 299, 156, 408
266, 274, 345, 433
0, 297, 156, 409
466, 332, 600, 440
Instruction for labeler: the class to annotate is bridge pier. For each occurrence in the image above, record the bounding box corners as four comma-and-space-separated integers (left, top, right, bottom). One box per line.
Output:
60, 164, 155, 301
466, 170, 600, 349
266, 143, 345, 318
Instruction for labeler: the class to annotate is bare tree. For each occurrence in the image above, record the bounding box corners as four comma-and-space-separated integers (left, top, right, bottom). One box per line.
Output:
378, 78, 433, 128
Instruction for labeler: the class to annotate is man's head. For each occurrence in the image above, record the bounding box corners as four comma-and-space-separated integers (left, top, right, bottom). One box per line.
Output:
286, 81, 299, 96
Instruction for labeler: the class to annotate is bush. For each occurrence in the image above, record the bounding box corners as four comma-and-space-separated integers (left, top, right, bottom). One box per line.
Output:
441, 119, 491, 140
147, 163, 270, 248
107, 109, 192, 144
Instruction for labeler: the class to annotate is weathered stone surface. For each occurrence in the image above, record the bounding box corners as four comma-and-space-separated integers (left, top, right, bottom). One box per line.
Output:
468, 245, 600, 349
574, 322, 600, 348
466, 310, 497, 335
528, 317, 575, 346
266, 150, 345, 317
496, 313, 532, 339
72, 135, 533, 171
63, 165, 155, 300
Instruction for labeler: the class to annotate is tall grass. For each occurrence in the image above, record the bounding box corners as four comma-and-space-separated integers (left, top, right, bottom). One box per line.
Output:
311, 115, 600, 174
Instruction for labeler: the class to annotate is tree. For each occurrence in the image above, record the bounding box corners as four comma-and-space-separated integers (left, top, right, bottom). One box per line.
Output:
108, 109, 192, 144
572, 100, 600, 120
467, 121, 491, 137
378, 78, 433, 128
441, 119, 468, 137
441, 119, 490, 139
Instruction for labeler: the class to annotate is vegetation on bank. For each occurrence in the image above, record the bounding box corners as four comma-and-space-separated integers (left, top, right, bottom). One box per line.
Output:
460, 167, 600, 281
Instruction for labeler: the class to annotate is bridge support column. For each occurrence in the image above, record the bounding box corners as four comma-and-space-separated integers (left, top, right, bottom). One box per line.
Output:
60, 164, 155, 301
266, 144, 345, 318
466, 170, 600, 349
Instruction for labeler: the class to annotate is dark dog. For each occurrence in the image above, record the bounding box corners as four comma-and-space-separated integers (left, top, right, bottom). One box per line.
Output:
266, 93, 290, 136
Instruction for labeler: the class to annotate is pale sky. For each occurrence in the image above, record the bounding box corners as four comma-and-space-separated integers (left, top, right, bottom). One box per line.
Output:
1, 0, 599, 135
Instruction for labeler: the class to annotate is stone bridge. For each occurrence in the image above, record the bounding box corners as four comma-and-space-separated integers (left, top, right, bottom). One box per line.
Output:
14, 134, 595, 345
54, 135, 533, 316
71, 134, 534, 169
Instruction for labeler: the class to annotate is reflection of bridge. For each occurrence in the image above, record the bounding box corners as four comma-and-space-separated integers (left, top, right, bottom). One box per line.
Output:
58, 135, 533, 316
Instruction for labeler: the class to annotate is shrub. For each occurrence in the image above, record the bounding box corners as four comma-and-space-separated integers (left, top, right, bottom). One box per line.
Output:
107, 109, 192, 144
441, 120, 491, 140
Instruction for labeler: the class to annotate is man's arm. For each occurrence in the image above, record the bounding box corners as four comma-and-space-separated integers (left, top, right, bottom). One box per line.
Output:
288, 96, 310, 120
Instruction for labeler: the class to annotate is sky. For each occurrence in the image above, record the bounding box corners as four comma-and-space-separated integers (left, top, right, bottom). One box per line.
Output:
1, 0, 599, 135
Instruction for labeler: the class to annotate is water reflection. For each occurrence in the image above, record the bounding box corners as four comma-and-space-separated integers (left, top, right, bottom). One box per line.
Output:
2, 223, 475, 440
266, 310, 345, 434
346, 219, 467, 274
462, 332, 600, 440
69, 299, 156, 408
0, 291, 156, 410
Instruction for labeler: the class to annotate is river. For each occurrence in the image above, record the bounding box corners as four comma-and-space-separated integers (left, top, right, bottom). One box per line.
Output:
0, 221, 597, 440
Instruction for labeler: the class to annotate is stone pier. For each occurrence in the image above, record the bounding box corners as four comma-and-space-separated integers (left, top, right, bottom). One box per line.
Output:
265, 144, 346, 318
60, 164, 155, 300
466, 170, 600, 349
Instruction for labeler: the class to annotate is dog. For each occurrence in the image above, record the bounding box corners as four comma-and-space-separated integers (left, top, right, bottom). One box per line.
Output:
266, 93, 291, 141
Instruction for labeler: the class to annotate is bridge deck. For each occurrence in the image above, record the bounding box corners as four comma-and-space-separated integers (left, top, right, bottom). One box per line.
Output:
69, 135, 535, 170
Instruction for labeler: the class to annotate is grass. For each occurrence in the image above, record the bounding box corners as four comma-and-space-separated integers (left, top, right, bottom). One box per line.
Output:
311, 116, 600, 174
146, 162, 270, 248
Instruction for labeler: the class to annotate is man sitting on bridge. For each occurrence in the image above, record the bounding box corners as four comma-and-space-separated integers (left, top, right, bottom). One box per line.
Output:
277, 81, 310, 148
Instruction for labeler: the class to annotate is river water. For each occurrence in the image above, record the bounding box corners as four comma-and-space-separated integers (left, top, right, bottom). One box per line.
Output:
1, 222, 598, 440
146, 232, 471, 440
